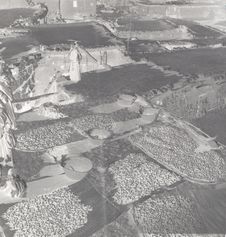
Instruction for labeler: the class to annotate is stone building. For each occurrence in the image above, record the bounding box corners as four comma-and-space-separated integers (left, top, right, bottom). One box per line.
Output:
0, 0, 28, 9
61, 0, 96, 18
41, 0, 96, 19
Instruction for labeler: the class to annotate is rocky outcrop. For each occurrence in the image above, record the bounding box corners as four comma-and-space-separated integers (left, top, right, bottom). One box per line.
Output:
0, 59, 27, 197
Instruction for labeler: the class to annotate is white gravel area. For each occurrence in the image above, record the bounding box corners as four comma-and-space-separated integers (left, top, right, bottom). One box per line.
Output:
2, 188, 92, 237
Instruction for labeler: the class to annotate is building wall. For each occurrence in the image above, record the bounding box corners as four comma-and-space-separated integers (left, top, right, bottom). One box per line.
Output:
41, 0, 96, 18
131, 4, 226, 21
61, 0, 96, 18
99, 0, 129, 7
0, 0, 28, 9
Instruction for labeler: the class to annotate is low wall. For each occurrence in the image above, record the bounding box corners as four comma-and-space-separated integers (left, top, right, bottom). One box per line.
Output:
131, 4, 226, 21
85, 46, 133, 67
116, 26, 193, 41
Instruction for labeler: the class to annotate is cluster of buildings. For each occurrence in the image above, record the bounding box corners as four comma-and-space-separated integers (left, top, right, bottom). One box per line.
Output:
1, 0, 97, 19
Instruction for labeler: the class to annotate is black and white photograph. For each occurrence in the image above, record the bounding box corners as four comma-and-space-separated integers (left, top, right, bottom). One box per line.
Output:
0, 0, 226, 236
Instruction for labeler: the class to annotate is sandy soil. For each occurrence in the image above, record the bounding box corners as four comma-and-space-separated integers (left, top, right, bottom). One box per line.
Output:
17, 111, 50, 121
26, 174, 77, 198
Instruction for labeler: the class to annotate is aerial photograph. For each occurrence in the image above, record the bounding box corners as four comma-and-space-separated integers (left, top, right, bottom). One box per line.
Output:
0, 0, 226, 236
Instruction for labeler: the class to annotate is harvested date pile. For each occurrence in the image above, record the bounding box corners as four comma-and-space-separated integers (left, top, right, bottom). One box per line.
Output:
2, 188, 92, 237
109, 153, 180, 205
133, 192, 204, 235
71, 114, 115, 135
129, 124, 225, 182
16, 121, 84, 151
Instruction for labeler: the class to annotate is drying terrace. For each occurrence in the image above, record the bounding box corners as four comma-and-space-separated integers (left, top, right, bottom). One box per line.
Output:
0, 22, 122, 59
65, 63, 181, 100
147, 47, 226, 76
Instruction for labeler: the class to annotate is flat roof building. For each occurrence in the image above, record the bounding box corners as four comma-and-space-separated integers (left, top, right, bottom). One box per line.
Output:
62, 0, 96, 18
42, 0, 96, 19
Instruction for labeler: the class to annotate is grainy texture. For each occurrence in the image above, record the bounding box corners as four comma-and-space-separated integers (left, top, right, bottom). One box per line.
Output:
15, 120, 85, 151
129, 124, 225, 182
109, 153, 180, 204
133, 191, 205, 235
2, 188, 92, 237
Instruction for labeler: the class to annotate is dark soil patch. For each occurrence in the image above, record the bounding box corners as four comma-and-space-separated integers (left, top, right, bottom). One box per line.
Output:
12, 150, 45, 181
65, 64, 180, 100
149, 47, 226, 76
192, 108, 226, 145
